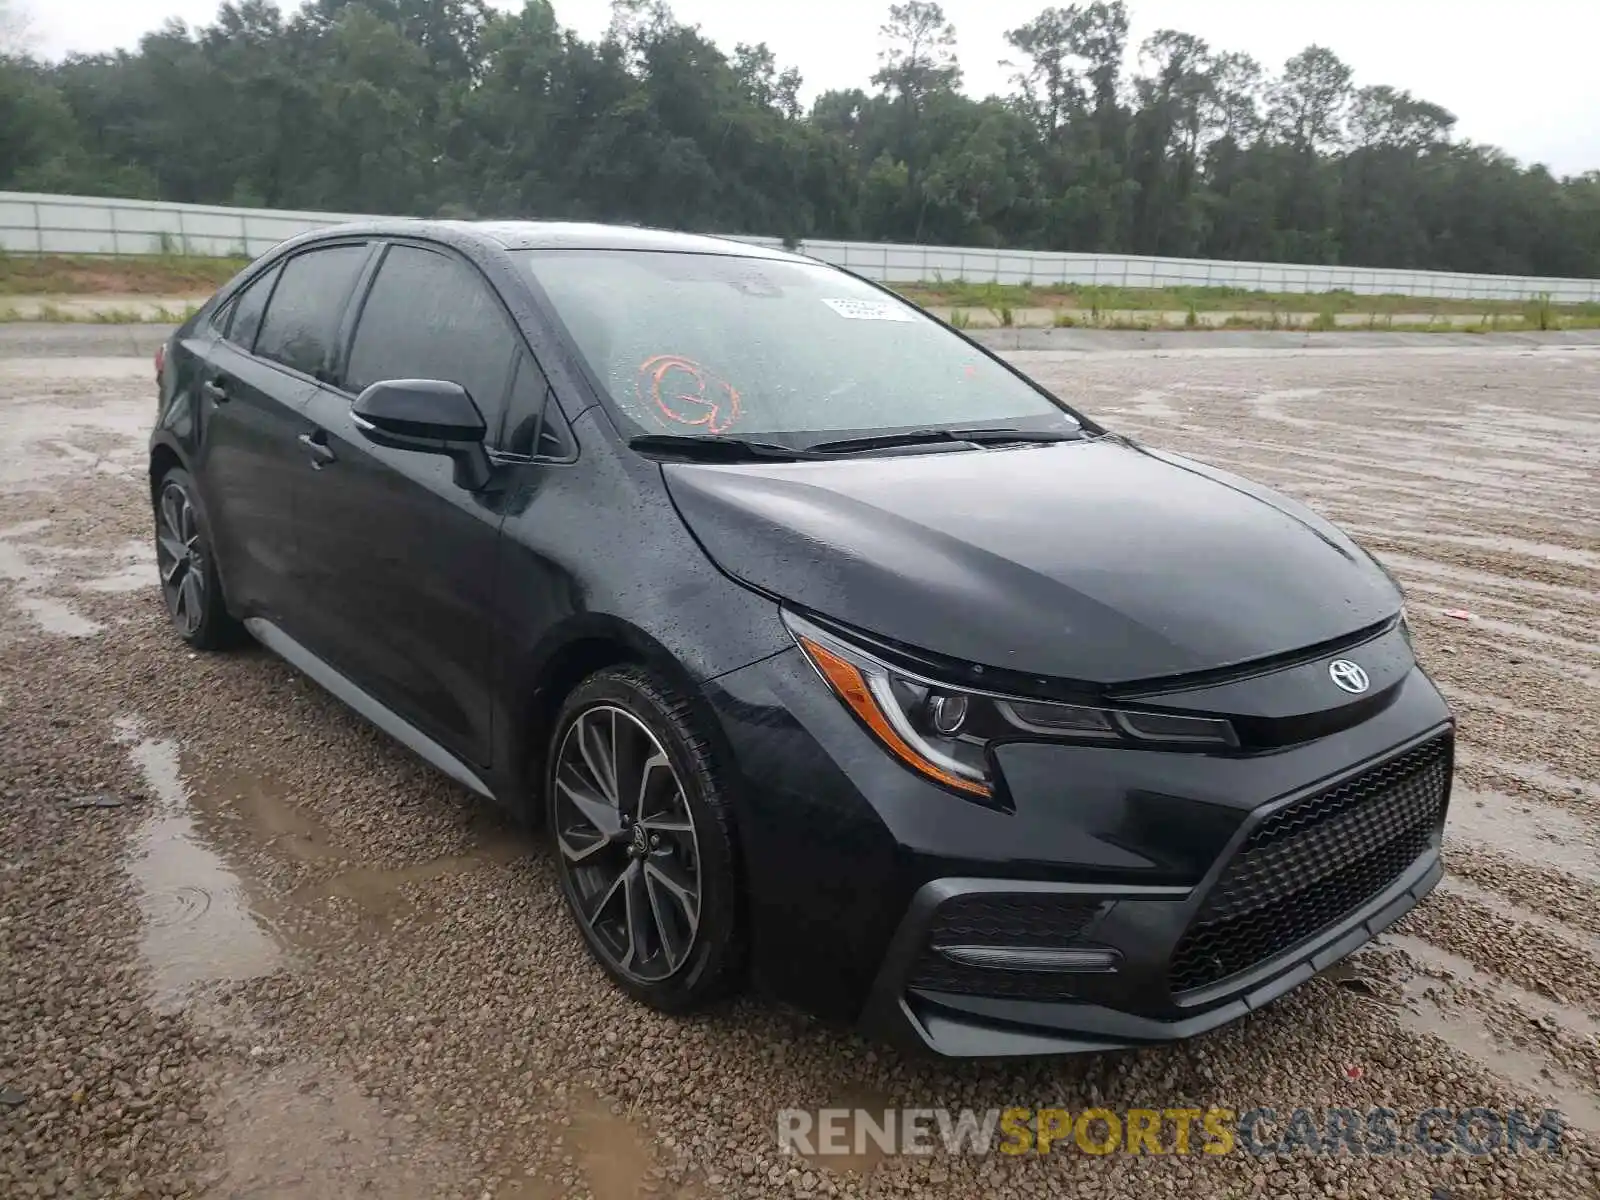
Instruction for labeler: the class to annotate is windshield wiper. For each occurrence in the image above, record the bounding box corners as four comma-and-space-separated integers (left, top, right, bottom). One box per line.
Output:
807, 426, 1085, 455
628, 433, 827, 462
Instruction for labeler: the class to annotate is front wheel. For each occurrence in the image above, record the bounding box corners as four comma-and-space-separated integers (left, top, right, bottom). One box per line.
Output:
153, 467, 241, 650
546, 665, 745, 1012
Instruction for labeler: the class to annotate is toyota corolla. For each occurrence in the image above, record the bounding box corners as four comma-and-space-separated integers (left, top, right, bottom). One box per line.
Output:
148, 221, 1453, 1056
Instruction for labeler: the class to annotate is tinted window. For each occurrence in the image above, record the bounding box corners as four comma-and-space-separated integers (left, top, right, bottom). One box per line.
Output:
501, 351, 549, 455
224, 263, 280, 352
255, 245, 369, 378
346, 246, 516, 428
210, 296, 237, 337
535, 403, 574, 459
517, 250, 1073, 442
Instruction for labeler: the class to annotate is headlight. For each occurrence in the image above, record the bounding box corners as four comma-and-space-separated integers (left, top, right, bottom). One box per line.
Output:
784, 613, 1236, 800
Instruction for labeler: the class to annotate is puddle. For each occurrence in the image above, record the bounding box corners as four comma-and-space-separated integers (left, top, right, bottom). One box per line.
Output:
494, 1170, 563, 1200
114, 717, 286, 1009
0, 365, 151, 489
1383, 934, 1600, 1133
0, 519, 135, 636
111, 725, 519, 1195
1384, 931, 1600, 1038
12, 593, 103, 637
79, 539, 157, 594
565, 1086, 682, 1200
1446, 785, 1600, 885
189, 761, 342, 865
205, 1060, 457, 1199
298, 852, 523, 916
182, 756, 528, 920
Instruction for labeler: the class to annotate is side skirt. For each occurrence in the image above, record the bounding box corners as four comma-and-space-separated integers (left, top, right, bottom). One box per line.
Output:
243, 617, 495, 800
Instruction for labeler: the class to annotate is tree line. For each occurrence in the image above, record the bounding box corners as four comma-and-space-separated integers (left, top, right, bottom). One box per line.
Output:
3, 0, 1599, 277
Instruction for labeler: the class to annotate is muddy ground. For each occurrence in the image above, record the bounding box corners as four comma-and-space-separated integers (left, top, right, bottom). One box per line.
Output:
1, 335, 1597, 1199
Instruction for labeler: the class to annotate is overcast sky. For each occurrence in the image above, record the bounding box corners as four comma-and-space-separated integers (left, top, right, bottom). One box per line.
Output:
22, 0, 1600, 177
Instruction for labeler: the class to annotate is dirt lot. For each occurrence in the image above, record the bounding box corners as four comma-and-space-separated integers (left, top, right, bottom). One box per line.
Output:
1, 333, 1597, 1199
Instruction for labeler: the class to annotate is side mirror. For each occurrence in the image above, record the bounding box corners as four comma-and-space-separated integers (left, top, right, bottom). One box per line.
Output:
352, 379, 493, 491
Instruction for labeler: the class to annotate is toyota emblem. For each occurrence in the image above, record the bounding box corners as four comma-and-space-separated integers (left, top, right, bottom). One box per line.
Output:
1329, 660, 1370, 694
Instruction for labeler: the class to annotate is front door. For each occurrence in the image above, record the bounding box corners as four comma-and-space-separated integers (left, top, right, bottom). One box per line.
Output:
291, 242, 526, 768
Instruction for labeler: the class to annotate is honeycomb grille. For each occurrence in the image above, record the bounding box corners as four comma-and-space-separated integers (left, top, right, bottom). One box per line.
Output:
923, 893, 1100, 947
907, 893, 1101, 1001
1168, 735, 1451, 994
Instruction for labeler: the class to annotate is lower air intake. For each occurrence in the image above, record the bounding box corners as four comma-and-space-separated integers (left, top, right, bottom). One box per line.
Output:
1169, 734, 1451, 994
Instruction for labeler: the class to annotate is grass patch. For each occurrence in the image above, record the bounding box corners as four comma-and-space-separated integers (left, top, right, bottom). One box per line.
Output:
5, 252, 1597, 332
896, 279, 1600, 319
0, 301, 201, 324
0, 252, 244, 296
1525, 292, 1556, 331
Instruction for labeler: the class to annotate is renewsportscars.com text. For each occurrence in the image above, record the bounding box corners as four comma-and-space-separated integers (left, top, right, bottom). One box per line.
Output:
776, 1106, 1566, 1158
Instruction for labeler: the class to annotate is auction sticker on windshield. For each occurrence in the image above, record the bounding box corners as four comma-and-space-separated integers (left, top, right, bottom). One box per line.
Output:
821, 298, 916, 322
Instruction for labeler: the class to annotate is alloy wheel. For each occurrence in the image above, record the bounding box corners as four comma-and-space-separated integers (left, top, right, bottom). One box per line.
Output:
552, 705, 702, 982
155, 481, 206, 638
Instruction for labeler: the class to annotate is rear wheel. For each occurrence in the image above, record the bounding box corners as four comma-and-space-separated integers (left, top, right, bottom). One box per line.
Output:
153, 467, 241, 650
547, 665, 744, 1011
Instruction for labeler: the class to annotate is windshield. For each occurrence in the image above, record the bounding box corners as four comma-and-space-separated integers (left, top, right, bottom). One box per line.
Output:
516, 250, 1078, 444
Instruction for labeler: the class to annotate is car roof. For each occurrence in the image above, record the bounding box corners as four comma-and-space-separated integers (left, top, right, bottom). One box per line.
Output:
301, 218, 808, 262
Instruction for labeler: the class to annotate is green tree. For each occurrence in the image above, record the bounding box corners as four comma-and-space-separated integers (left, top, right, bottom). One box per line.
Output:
6, 0, 1598, 277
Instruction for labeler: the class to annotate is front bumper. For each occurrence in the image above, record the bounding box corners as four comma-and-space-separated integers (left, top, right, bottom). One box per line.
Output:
705, 646, 1454, 1056
860, 849, 1442, 1057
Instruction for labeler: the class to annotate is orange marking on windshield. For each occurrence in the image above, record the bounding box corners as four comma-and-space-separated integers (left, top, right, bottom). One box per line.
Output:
636, 355, 742, 434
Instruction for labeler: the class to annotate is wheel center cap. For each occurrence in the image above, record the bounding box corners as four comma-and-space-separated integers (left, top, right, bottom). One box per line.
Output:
629, 824, 649, 858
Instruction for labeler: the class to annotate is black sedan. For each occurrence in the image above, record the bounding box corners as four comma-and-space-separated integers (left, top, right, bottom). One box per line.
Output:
149, 221, 1453, 1056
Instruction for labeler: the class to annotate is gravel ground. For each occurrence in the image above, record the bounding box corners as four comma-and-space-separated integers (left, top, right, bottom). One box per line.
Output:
1, 337, 1597, 1198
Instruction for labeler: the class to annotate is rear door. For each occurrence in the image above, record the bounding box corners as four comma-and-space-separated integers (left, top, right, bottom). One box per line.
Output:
192, 243, 370, 630
293, 241, 523, 767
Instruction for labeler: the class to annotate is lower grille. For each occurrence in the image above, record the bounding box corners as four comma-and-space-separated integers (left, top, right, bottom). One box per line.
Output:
907, 893, 1102, 1002
1169, 734, 1451, 994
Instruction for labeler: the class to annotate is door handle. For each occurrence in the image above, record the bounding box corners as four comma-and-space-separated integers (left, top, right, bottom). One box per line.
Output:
298, 431, 337, 469
200, 376, 230, 404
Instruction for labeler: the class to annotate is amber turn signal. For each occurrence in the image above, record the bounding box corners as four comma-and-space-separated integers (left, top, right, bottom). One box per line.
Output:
798, 636, 993, 798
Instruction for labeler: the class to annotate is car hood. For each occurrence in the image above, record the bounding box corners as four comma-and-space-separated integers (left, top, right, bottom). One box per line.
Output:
662, 438, 1401, 685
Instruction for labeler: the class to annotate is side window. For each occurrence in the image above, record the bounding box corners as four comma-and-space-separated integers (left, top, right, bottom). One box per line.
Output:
536, 401, 575, 459
255, 245, 369, 379
223, 262, 280, 352
501, 351, 551, 455
210, 296, 237, 338
345, 246, 516, 431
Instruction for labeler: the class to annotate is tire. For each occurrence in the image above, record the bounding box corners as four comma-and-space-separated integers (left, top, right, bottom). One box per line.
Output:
152, 467, 242, 650
546, 664, 745, 1012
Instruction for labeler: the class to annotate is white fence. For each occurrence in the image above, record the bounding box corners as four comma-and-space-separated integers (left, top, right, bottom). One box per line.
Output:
4, 190, 1598, 303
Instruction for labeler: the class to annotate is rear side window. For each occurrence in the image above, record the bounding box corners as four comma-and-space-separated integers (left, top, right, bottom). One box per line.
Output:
210, 296, 237, 337
255, 245, 369, 379
345, 245, 516, 429
223, 263, 280, 352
